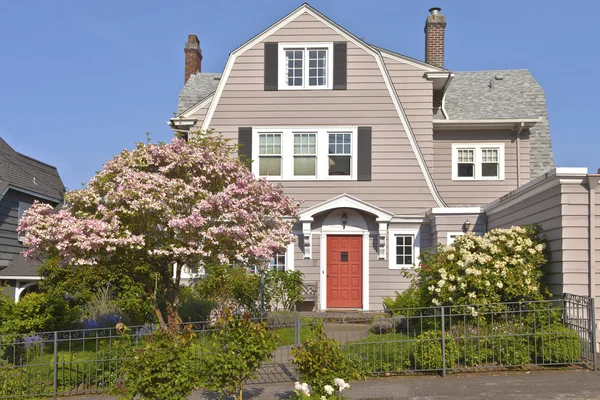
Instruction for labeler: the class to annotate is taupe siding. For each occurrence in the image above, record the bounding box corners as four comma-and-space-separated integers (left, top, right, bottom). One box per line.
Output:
188, 104, 209, 127
430, 213, 485, 246
433, 130, 530, 206
486, 184, 563, 295
202, 11, 438, 215
383, 56, 434, 169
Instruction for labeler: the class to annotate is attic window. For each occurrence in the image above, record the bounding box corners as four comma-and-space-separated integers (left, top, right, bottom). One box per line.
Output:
278, 43, 333, 90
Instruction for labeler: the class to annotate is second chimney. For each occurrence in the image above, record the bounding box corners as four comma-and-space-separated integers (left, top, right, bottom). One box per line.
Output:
184, 34, 202, 84
424, 7, 446, 69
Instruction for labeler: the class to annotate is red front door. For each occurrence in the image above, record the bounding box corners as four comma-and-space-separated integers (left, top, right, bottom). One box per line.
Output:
327, 235, 362, 308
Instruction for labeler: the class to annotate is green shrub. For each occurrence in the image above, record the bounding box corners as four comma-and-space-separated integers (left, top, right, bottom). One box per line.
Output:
536, 323, 581, 363
1, 292, 78, 334
291, 325, 361, 396
198, 313, 278, 400
178, 286, 214, 322
117, 324, 198, 400
264, 269, 304, 311
345, 335, 411, 374
195, 265, 260, 314
413, 330, 458, 370
451, 322, 531, 367
383, 287, 425, 316
0, 360, 51, 397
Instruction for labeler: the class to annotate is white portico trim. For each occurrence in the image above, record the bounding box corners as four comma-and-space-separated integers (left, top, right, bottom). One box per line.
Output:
298, 194, 394, 260
297, 194, 395, 311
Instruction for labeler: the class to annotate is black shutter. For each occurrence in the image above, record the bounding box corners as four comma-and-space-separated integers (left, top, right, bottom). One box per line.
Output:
333, 42, 347, 90
357, 127, 372, 181
238, 127, 253, 169
264, 42, 278, 91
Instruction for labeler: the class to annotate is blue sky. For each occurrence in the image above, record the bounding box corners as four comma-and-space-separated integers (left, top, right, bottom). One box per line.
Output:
0, 1, 597, 190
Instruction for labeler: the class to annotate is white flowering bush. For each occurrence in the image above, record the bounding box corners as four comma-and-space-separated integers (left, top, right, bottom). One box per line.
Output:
293, 378, 351, 399
414, 225, 548, 310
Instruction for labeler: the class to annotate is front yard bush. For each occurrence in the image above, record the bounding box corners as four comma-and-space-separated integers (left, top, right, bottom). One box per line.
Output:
291, 325, 361, 397
413, 330, 458, 370
1, 292, 78, 334
413, 225, 548, 311
536, 323, 581, 364
198, 313, 278, 400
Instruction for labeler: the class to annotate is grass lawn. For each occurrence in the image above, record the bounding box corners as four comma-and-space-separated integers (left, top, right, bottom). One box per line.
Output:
274, 324, 317, 346
344, 332, 417, 373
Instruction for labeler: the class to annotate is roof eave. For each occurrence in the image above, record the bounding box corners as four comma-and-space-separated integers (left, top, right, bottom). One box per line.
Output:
433, 118, 541, 131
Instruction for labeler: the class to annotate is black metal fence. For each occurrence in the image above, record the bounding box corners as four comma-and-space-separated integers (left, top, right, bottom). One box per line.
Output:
0, 294, 595, 398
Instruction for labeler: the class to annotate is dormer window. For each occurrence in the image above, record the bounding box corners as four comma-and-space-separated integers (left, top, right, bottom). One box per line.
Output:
452, 143, 505, 181
278, 43, 333, 90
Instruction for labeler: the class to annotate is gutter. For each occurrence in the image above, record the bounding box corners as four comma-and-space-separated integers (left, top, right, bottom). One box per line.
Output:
515, 122, 525, 187
440, 73, 454, 120
433, 118, 541, 131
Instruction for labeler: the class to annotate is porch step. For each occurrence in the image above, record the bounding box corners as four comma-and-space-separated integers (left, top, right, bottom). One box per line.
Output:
297, 310, 383, 323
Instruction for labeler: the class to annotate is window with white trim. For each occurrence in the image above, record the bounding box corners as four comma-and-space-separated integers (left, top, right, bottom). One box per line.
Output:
269, 253, 287, 272
258, 133, 282, 177
17, 202, 32, 242
279, 43, 333, 90
389, 229, 420, 270
447, 232, 464, 245
252, 127, 357, 180
452, 144, 504, 180
294, 133, 317, 176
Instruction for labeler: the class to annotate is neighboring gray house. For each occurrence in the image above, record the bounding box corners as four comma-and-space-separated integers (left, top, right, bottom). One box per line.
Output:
170, 4, 598, 345
0, 138, 65, 301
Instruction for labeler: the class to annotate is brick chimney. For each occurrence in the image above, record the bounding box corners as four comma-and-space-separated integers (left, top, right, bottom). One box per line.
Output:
184, 34, 202, 84
424, 7, 446, 69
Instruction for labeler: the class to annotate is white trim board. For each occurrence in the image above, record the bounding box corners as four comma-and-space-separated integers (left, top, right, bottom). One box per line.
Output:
179, 94, 214, 119
198, 3, 447, 208
298, 193, 394, 222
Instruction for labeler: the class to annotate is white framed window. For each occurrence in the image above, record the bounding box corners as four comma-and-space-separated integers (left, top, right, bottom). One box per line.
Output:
17, 202, 32, 242
294, 133, 317, 176
252, 127, 357, 180
258, 133, 282, 178
447, 232, 464, 245
447, 231, 483, 245
389, 229, 420, 270
248, 242, 295, 273
278, 43, 333, 90
451, 144, 504, 181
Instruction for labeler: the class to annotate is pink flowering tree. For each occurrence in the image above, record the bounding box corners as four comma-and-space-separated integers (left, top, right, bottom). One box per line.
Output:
18, 133, 299, 327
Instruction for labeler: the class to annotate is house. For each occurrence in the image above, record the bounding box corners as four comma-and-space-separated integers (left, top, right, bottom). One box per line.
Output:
171, 4, 599, 345
0, 138, 65, 301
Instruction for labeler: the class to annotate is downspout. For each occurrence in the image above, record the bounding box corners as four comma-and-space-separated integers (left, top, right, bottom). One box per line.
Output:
515, 122, 524, 187
587, 174, 600, 353
440, 73, 454, 120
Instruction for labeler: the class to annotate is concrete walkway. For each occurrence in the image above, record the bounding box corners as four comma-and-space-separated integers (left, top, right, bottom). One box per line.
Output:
67, 369, 600, 399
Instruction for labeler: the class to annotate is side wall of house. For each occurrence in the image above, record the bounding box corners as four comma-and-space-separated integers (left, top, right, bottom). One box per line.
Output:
0, 190, 45, 268
433, 130, 530, 206
486, 183, 563, 295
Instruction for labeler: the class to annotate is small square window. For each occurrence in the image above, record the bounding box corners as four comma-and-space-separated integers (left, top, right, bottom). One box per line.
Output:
395, 235, 414, 266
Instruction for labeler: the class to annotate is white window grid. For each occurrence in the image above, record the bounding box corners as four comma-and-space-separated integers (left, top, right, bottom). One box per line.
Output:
252, 127, 357, 181
294, 133, 316, 155
269, 253, 286, 271
258, 133, 282, 177
389, 229, 420, 270
285, 50, 304, 87
451, 143, 505, 181
328, 133, 352, 155
278, 43, 333, 90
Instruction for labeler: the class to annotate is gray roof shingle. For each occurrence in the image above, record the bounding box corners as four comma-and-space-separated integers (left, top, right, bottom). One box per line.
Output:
177, 73, 221, 114
0, 255, 40, 277
438, 69, 554, 178
0, 138, 65, 200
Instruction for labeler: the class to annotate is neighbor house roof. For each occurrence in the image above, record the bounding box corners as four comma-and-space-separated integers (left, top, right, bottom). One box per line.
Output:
0, 255, 40, 278
436, 69, 554, 178
0, 137, 65, 201
177, 73, 221, 114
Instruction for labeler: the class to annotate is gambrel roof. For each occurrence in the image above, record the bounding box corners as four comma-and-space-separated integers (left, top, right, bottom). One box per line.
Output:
0, 137, 65, 201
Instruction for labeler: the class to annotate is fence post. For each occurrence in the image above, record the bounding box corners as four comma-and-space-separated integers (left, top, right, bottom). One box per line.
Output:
441, 306, 446, 377
53, 331, 58, 398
